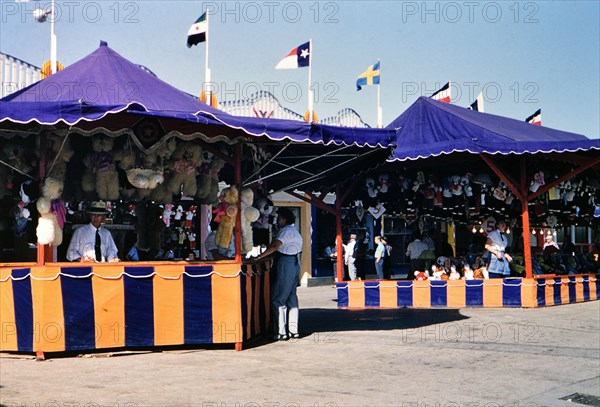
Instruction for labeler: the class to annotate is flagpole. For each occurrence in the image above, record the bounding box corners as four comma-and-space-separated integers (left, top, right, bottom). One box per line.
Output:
204, 10, 211, 106
376, 60, 382, 127
307, 38, 313, 123
377, 84, 383, 128
50, 0, 57, 74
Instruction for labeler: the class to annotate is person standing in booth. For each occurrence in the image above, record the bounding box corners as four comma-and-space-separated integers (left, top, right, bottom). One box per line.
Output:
485, 219, 512, 278
374, 235, 386, 280
67, 201, 119, 263
344, 234, 358, 281
354, 230, 368, 281
257, 208, 303, 341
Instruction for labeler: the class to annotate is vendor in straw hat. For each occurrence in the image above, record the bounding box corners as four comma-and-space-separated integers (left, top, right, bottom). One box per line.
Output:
66, 201, 120, 263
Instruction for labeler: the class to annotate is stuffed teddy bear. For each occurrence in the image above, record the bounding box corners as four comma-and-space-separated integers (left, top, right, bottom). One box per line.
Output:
36, 177, 65, 246
240, 188, 260, 254
167, 141, 202, 197
82, 135, 119, 201
3, 142, 33, 176
196, 152, 226, 204
145, 137, 178, 203
214, 186, 239, 250
41, 134, 74, 183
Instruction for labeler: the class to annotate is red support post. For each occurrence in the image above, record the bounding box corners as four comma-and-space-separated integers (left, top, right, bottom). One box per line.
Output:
520, 157, 533, 278
36, 132, 54, 265
234, 143, 242, 264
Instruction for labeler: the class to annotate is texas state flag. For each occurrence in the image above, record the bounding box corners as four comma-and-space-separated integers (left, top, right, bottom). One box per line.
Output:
275, 41, 310, 69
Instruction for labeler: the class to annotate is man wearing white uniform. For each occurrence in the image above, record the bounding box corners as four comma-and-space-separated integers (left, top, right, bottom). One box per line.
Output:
344, 234, 358, 281
257, 208, 303, 341
67, 201, 119, 263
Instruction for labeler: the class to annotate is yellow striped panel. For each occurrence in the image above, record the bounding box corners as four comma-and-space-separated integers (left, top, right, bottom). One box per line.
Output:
30, 266, 65, 352
560, 277, 570, 304
483, 280, 503, 307
544, 279, 554, 306
153, 265, 185, 346
348, 281, 365, 308
379, 281, 397, 308
212, 271, 242, 344
91, 266, 125, 349
521, 279, 537, 308
447, 280, 466, 308
412, 281, 430, 308
0, 274, 17, 351
575, 278, 584, 302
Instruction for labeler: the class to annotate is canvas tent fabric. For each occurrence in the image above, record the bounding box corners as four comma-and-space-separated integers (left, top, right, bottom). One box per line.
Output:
387, 97, 600, 161
0, 42, 396, 148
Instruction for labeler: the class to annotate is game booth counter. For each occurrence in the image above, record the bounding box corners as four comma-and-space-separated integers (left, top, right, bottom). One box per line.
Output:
333, 97, 600, 309
0, 42, 396, 356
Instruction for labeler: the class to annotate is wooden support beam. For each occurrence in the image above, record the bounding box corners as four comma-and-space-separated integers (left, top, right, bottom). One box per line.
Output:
480, 154, 525, 202
527, 155, 600, 201
287, 191, 335, 215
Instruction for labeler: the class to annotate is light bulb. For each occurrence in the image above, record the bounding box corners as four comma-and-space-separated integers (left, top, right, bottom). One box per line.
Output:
472, 226, 477, 234
479, 227, 484, 233
506, 227, 510, 234
532, 229, 536, 235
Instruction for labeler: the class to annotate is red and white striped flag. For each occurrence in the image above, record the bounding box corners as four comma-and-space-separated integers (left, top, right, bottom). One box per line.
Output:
430, 82, 451, 103
526, 109, 541, 126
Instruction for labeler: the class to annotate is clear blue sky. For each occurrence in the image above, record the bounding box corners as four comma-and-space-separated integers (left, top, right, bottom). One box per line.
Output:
1, 1, 599, 137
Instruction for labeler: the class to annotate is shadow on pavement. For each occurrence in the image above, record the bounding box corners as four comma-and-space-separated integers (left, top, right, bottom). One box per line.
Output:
301, 307, 470, 336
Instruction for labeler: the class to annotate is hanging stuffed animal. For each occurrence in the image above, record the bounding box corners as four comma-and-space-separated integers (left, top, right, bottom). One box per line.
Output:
214, 186, 239, 250
36, 177, 65, 246
240, 188, 260, 254
166, 141, 202, 197
252, 196, 274, 247
197, 151, 226, 204
162, 203, 174, 227
185, 204, 197, 228
82, 135, 120, 201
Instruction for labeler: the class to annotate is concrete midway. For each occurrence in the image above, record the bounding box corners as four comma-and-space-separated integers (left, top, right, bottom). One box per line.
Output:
1, 286, 599, 407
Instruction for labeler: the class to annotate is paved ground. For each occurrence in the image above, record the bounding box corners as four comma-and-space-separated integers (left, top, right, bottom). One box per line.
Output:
1, 286, 599, 407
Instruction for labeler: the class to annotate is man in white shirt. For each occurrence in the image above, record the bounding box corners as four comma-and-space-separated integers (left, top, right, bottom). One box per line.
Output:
67, 201, 119, 262
257, 208, 302, 341
344, 234, 357, 281
406, 231, 428, 279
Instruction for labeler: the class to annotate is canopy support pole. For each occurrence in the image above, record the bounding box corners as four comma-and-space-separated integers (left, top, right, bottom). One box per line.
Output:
335, 185, 344, 282
36, 131, 56, 265
519, 157, 533, 278
234, 143, 242, 264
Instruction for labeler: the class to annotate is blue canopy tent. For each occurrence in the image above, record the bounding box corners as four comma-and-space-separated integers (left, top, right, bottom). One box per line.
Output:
386, 97, 600, 277
0, 42, 395, 267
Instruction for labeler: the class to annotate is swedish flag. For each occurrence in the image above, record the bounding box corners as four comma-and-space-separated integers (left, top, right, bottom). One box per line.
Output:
356, 61, 380, 91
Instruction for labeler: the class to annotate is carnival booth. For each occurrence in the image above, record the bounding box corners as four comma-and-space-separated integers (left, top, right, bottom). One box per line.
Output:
335, 97, 600, 309
0, 42, 395, 355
